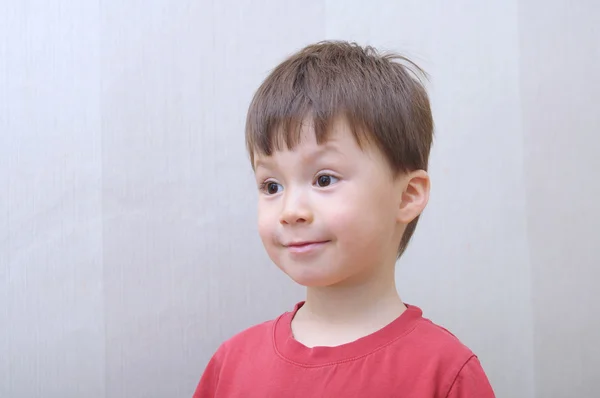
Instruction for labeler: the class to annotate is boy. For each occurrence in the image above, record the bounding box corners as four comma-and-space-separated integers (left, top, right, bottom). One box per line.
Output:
194, 41, 495, 397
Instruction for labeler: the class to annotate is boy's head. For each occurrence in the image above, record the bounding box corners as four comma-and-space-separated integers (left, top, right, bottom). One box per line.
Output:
246, 41, 433, 287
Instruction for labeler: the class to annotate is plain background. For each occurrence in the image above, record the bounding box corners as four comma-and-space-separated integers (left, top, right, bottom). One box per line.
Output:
1, 1, 598, 397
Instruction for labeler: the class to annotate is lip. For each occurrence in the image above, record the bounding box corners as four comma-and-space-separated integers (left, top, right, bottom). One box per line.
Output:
285, 241, 330, 254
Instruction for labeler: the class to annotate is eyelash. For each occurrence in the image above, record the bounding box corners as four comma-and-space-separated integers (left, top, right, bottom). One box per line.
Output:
258, 180, 275, 193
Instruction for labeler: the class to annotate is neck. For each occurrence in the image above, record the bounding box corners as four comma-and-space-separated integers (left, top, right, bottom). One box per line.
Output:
300, 261, 405, 327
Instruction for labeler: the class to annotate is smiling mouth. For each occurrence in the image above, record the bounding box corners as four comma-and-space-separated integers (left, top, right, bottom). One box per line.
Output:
285, 241, 330, 254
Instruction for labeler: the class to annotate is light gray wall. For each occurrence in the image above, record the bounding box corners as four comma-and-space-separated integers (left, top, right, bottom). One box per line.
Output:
520, 1, 600, 397
0, 1, 597, 397
0, 2, 105, 397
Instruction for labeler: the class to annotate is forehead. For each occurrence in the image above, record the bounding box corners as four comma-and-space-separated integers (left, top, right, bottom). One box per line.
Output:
252, 118, 357, 168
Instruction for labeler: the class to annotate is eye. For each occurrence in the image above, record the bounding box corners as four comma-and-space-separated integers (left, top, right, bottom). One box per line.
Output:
261, 181, 283, 195
315, 174, 339, 188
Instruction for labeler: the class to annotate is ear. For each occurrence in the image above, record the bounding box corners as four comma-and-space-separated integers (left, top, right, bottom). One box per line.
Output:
397, 170, 430, 224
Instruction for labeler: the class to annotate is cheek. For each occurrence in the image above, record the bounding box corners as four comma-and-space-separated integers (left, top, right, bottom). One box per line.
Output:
327, 190, 396, 246
257, 204, 277, 246
257, 215, 270, 240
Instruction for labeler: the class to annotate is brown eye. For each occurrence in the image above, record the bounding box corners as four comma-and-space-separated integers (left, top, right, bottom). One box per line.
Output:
266, 182, 282, 194
317, 175, 331, 187
316, 175, 339, 187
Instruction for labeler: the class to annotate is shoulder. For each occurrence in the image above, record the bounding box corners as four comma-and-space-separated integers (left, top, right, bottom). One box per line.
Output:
213, 317, 276, 359
193, 317, 280, 397
214, 315, 283, 362
409, 312, 474, 359
397, 307, 495, 396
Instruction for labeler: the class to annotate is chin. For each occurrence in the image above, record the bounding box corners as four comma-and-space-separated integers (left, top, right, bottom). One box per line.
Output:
281, 265, 347, 288
289, 276, 334, 288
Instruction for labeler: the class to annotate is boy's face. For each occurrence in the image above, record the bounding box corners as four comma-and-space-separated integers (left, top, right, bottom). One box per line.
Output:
253, 118, 426, 288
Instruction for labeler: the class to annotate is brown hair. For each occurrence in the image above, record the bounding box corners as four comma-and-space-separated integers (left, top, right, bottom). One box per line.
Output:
245, 40, 434, 257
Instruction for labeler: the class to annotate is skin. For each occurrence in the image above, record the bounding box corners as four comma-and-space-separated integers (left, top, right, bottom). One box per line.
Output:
253, 117, 430, 348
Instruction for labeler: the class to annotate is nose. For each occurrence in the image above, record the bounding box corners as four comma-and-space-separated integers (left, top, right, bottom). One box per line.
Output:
279, 190, 313, 225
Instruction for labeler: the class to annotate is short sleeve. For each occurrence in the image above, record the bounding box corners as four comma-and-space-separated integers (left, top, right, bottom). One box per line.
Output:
446, 356, 495, 398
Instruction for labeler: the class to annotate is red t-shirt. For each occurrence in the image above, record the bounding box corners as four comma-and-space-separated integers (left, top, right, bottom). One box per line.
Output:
194, 302, 495, 397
